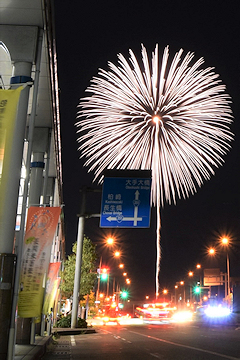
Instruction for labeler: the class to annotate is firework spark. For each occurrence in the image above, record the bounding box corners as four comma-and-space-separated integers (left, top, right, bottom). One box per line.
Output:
76, 45, 233, 296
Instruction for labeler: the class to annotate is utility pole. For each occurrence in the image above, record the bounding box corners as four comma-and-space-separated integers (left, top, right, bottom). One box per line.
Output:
71, 188, 86, 328
71, 187, 101, 328
96, 257, 102, 305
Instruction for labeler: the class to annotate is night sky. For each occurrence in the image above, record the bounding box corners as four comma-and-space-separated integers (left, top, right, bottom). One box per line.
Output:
54, 1, 240, 299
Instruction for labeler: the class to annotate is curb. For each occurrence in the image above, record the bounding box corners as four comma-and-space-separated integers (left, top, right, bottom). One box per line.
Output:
52, 327, 96, 336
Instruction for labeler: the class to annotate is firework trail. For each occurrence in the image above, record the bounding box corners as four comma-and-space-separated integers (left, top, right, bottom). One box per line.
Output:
76, 45, 233, 297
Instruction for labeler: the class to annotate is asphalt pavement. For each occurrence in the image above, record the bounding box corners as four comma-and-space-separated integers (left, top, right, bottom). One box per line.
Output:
13, 315, 240, 360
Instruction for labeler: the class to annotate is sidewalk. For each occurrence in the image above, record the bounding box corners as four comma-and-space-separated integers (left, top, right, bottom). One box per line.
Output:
14, 335, 52, 360
14, 328, 96, 360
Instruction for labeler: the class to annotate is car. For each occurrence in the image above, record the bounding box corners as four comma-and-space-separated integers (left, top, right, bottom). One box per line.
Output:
135, 302, 175, 322
101, 308, 120, 325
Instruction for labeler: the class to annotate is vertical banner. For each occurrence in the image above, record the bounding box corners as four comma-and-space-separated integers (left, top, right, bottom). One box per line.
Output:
18, 206, 61, 318
54, 287, 61, 321
0, 87, 23, 217
43, 262, 61, 315
49, 278, 61, 317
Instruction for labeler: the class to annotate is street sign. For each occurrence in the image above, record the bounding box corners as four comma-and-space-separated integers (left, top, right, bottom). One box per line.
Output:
203, 268, 224, 286
100, 174, 151, 228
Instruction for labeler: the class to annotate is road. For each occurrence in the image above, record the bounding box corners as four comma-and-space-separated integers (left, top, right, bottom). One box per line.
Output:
42, 323, 240, 360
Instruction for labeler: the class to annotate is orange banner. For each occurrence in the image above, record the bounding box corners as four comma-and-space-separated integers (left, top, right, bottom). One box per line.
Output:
43, 262, 61, 315
49, 278, 61, 316
18, 207, 61, 318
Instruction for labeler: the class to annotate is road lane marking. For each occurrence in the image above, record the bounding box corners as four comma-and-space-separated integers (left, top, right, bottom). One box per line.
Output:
101, 329, 112, 334
110, 332, 132, 343
70, 335, 76, 346
129, 331, 240, 360
150, 353, 162, 358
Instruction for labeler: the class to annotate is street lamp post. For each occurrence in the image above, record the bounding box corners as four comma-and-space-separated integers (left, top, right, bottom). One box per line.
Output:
96, 257, 102, 304
188, 271, 193, 303
209, 239, 231, 299
221, 237, 230, 297
175, 282, 185, 308
163, 289, 168, 302
180, 281, 186, 306
107, 272, 109, 297
196, 264, 202, 286
208, 247, 217, 300
174, 285, 178, 306
226, 252, 230, 296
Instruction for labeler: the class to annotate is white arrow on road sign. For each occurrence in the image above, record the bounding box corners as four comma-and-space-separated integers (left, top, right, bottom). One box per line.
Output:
106, 190, 143, 226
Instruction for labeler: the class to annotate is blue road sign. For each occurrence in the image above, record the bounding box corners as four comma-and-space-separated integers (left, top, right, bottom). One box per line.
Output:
100, 177, 151, 228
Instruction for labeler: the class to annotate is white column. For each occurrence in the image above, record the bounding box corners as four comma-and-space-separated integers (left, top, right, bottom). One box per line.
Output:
28, 152, 45, 206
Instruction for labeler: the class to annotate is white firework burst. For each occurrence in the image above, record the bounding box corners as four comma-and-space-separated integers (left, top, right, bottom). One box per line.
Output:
76, 44, 233, 296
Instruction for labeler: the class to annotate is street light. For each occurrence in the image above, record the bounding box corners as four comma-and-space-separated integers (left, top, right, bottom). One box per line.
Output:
221, 237, 230, 296
221, 237, 229, 246
106, 237, 114, 246
209, 247, 215, 255
163, 289, 168, 302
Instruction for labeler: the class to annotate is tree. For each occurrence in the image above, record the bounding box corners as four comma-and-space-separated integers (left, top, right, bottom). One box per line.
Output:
60, 236, 97, 299
80, 291, 97, 317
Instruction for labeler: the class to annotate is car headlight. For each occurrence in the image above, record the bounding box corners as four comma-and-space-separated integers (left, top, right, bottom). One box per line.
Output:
172, 311, 193, 322
204, 306, 230, 318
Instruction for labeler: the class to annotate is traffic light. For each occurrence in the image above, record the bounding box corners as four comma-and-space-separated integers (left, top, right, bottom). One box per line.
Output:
100, 268, 109, 281
101, 273, 108, 280
194, 283, 201, 294
121, 290, 128, 299
194, 286, 200, 294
